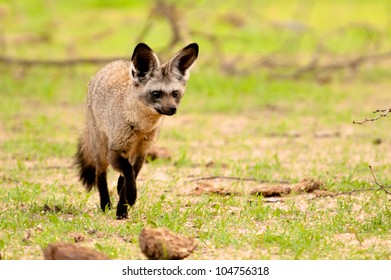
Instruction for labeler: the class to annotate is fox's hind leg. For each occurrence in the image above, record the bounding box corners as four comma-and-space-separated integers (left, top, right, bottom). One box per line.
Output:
97, 171, 111, 211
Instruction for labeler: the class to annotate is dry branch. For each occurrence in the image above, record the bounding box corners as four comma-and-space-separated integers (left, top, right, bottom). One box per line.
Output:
136, 0, 186, 54
272, 51, 391, 79
353, 109, 390, 125
2, 0, 391, 81
0, 56, 127, 67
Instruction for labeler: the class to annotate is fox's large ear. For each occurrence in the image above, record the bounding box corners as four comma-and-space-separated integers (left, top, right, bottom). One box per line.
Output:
130, 43, 160, 83
168, 43, 198, 81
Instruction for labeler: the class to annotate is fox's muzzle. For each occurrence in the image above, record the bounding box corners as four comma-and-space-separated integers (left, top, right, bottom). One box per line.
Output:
156, 107, 177, 116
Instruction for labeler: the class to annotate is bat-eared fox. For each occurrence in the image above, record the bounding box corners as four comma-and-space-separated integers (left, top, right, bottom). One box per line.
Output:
75, 43, 198, 219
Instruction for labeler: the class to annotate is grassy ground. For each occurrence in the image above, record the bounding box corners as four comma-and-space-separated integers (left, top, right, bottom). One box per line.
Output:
0, 0, 391, 260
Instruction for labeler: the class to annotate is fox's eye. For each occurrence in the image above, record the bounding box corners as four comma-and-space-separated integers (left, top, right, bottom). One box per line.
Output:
172, 90, 179, 98
151, 91, 162, 98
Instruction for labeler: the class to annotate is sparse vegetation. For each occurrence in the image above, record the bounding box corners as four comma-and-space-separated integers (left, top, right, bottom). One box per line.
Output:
0, 0, 390, 260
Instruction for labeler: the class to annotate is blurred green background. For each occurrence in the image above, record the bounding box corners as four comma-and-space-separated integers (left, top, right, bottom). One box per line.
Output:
1, 0, 391, 260
1, 0, 391, 117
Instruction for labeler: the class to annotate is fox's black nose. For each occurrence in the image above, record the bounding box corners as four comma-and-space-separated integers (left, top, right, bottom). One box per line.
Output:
156, 107, 177, 116
168, 107, 177, 115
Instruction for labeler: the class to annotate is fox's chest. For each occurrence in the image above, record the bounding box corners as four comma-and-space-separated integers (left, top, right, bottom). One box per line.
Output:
120, 128, 158, 165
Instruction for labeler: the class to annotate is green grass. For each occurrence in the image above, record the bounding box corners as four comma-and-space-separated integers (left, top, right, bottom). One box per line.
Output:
0, 0, 391, 260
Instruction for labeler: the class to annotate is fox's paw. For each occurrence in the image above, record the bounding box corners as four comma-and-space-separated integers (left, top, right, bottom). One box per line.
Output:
116, 206, 128, 220
116, 212, 128, 220
100, 201, 112, 212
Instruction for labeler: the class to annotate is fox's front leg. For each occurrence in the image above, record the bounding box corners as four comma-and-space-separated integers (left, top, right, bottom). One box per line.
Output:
109, 151, 137, 219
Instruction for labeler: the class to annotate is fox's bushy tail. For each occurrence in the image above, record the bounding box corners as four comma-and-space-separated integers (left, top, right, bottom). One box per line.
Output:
75, 139, 96, 191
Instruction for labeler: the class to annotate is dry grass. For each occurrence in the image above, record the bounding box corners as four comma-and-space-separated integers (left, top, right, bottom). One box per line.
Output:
1, 0, 391, 260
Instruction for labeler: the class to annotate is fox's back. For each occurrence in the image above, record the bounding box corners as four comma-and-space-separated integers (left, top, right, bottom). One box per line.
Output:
87, 60, 131, 108
85, 60, 136, 137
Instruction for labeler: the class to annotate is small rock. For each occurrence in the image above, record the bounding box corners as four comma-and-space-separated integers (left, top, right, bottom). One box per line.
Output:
292, 178, 323, 193
86, 228, 97, 235
42, 204, 62, 213
43, 242, 109, 260
250, 185, 291, 197
373, 138, 382, 145
147, 146, 171, 162
68, 233, 85, 243
313, 189, 331, 197
23, 231, 31, 243
264, 197, 285, 203
139, 227, 196, 260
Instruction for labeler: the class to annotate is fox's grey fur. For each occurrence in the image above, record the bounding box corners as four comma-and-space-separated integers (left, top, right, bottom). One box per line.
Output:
75, 43, 198, 219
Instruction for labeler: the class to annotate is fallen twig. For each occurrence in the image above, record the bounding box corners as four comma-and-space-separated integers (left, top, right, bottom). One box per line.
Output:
311, 166, 391, 199
187, 175, 291, 184
369, 165, 391, 194
353, 109, 390, 125
310, 187, 382, 200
